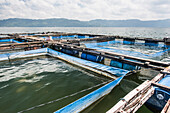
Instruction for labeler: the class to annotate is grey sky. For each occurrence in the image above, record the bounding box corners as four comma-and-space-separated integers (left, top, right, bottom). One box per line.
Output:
0, 0, 170, 20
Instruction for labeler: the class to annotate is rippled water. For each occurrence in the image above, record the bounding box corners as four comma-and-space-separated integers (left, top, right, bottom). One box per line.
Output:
0, 56, 155, 113
0, 27, 168, 113
0, 56, 110, 113
0, 27, 170, 39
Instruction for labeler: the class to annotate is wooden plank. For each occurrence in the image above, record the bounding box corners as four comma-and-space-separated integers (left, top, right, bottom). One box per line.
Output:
25, 36, 45, 41
161, 99, 170, 113
125, 87, 154, 113
0, 42, 48, 51
106, 80, 154, 113
0, 37, 14, 40
107, 66, 170, 113
152, 83, 170, 92
152, 66, 170, 82
100, 50, 169, 67
0, 41, 48, 47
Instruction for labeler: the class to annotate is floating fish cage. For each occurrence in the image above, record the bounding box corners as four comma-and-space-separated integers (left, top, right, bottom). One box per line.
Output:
0, 32, 169, 113
41, 35, 95, 40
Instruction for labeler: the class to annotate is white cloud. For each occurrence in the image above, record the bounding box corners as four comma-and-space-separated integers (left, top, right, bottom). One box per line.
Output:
0, 0, 170, 20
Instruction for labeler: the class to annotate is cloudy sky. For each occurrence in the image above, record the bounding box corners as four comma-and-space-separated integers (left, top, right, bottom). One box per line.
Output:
0, 0, 170, 20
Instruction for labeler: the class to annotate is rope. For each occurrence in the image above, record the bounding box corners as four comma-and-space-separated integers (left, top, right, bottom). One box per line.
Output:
18, 80, 112, 113
120, 98, 132, 112
6, 53, 11, 62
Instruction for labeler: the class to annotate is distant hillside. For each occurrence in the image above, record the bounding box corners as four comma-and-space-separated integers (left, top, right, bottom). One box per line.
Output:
0, 18, 170, 27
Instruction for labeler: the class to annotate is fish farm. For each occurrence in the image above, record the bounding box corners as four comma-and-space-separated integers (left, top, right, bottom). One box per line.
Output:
0, 32, 170, 113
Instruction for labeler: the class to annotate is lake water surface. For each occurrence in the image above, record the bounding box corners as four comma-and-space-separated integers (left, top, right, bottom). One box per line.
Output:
0, 27, 170, 39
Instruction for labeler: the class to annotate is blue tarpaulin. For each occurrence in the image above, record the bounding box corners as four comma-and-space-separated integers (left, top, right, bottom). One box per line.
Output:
0, 39, 22, 43
54, 76, 125, 113
48, 48, 129, 77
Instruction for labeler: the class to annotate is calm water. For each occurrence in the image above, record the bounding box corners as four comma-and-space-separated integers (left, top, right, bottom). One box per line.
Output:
0, 27, 169, 113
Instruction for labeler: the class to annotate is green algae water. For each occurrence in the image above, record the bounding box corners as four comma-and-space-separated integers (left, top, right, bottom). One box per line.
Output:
0, 56, 109, 113
0, 56, 154, 113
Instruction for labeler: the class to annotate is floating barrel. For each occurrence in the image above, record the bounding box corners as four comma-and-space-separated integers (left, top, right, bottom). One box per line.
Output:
123, 63, 140, 70
81, 53, 103, 62
110, 60, 123, 69
110, 59, 140, 71
61, 49, 78, 55
123, 38, 135, 45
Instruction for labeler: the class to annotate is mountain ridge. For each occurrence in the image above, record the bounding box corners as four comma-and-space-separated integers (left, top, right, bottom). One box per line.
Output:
0, 18, 170, 27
